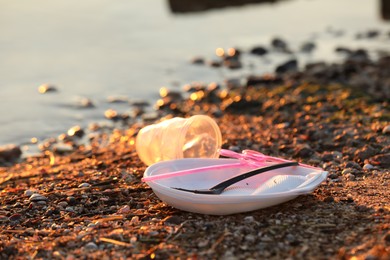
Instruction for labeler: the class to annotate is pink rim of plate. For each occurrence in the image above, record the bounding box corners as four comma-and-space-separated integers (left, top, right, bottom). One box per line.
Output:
141, 149, 321, 182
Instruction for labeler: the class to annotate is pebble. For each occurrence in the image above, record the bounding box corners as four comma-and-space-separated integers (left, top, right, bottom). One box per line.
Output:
0, 144, 22, 163
191, 56, 205, 65
84, 242, 98, 250
58, 201, 68, 208
78, 183, 91, 188
345, 173, 356, 181
341, 168, 352, 175
250, 46, 268, 56
245, 234, 256, 243
24, 189, 36, 197
53, 143, 74, 154
107, 96, 129, 104
163, 215, 182, 225
38, 83, 57, 94
363, 163, 374, 170
29, 194, 47, 202
275, 59, 298, 74
116, 205, 131, 214
75, 97, 95, 108
382, 125, 390, 134
244, 216, 255, 223
67, 126, 85, 138
300, 42, 316, 53
271, 37, 288, 51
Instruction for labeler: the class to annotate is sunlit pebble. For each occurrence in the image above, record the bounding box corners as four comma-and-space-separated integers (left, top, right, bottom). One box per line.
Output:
38, 84, 57, 94
24, 189, 36, 196
29, 194, 47, 201
53, 143, 74, 153
363, 163, 374, 170
382, 125, 390, 134
30, 137, 38, 144
215, 47, 225, 57
67, 125, 85, 138
78, 183, 91, 188
159, 87, 169, 98
130, 216, 140, 224
78, 97, 95, 108
104, 109, 118, 120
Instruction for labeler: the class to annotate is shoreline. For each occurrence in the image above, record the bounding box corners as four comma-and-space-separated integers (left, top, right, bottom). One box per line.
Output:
0, 50, 389, 258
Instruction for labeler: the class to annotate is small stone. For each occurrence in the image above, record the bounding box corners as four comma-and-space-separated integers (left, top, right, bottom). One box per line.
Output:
24, 190, 35, 197
130, 216, 140, 224
370, 153, 390, 168
117, 205, 131, 215
67, 126, 85, 138
382, 125, 390, 134
65, 206, 75, 212
294, 146, 314, 158
78, 183, 91, 188
163, 216, 182, 225
342, 169, 352, 175
300, 42, 316, 53
84, 242, 98, 250
245, 234, 256, 243
250, 46, 268, 56
67, 196, 77, 205
38, 83, 57, 94
324, 196, 334, 203
275, 59, 298, 74
29, 194, 47, 201
345, 161, 362, 170
107, 96, 129, 104
271, 37, 288, 51
363, 163, 374, 170
0, 145, 22, 163
58, 201, 68, 208
345, 173, 356, 181
328, 173, 339, 179
244, 216, 255, 223
191, 56, 205, 65
53, 143, 74, 154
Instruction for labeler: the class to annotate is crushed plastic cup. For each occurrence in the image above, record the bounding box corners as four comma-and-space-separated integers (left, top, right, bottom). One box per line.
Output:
136, 115, 222, 166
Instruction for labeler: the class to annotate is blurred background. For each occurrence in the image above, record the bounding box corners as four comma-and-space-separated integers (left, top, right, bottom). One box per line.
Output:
0, 0, 389, 147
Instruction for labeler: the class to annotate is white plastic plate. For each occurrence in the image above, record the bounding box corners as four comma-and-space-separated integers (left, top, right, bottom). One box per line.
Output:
144, 158, 328, 215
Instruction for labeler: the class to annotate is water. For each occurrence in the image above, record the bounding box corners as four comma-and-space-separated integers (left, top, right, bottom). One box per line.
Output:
0, 0, 389, 147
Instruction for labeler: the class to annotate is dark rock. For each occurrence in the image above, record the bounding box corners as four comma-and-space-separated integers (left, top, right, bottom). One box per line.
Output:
324, 196, 335, 203
271, 37, 288, 51
354, 145, 379, 161
294, 146, 314, 158
321, 152, 334, 162
344, 161, 362, 170
223, 56, 242, 69
191, 56, 205, 65
369, 153, 390, 168
246, 75, 283, 87
250, 46, 268, 56
223, 98, 262, 113
335, 47, 353, 55
0, 145, 22, 163
300, 42, 316, 53
275, 59, 298, 74
164, 216, 183, 225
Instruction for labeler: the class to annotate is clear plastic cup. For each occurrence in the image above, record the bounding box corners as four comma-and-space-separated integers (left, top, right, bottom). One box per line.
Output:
136, 115, 222, 166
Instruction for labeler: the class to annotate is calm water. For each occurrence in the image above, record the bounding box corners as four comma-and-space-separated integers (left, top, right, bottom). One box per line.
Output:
0, 0, 389, 147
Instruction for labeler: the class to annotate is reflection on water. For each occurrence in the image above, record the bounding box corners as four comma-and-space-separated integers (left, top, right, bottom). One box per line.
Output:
168, 0, 287, 13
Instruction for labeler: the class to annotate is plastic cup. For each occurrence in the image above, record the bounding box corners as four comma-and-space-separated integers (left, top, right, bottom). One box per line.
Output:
136, 115, 222, 166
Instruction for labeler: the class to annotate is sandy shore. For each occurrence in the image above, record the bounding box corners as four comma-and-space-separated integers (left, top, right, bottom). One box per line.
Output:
0, 54, 389, 259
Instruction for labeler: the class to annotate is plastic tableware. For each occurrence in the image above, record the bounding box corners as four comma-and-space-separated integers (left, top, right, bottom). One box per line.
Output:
136, 115, 222, 166
143, 158, 328, 215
